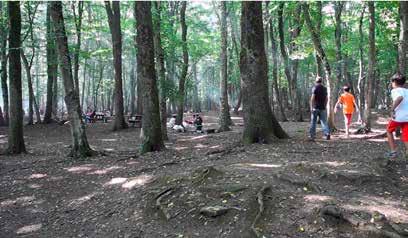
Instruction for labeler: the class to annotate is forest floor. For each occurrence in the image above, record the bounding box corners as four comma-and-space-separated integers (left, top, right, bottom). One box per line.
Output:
1, 111, 408, 238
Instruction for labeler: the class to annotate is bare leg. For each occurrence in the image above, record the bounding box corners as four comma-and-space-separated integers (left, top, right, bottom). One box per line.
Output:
387, 131, 397, 152
344, 115, 349, 137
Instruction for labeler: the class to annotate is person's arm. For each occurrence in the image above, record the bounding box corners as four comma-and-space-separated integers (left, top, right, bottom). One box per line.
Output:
310, 94, 315, 110
334, 98, 341, 114
391, 96, 403, 118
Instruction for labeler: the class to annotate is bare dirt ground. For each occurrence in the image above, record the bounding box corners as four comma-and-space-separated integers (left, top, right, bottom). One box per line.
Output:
1, 111, 408, 238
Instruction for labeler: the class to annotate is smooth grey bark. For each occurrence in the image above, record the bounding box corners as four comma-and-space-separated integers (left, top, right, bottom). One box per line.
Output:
399, 1, 408, 74
153, 1, 168, 140
240, 1, 288, 144
363, 2, 375, 130
7, 1, 26, 154
136, 1, 165, 154
51, 1, 93, 158
0, 1, 8, 125
21, 51, 41, 124
218, 1, 232, 132
175, 2, 188, 126
72, 1, 83, 100
105, 1, 128, 130
357, 5, 365, 121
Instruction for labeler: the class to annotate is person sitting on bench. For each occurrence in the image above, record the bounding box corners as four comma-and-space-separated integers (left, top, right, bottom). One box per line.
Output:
194, 114, 203, 132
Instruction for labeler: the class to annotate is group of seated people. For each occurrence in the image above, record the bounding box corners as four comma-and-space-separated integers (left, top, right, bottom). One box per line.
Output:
167, 113, 203, 132
84, 109, 111, 123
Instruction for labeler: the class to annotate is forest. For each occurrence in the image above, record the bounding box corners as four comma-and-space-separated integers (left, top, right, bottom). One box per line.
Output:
1, 1, 408, 237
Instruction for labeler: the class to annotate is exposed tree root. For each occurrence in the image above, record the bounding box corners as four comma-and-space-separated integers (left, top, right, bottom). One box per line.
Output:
251, 186, 270, 238
155, 187, 175, 220
275, 173, 321, 193
192, 166, 224, 185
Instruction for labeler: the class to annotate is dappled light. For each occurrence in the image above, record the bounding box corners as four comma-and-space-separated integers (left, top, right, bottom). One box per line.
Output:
16, 224, 42, 235
1, 195, 36, 207
27, 173, 47, 179
232, 163, 282, 170
28, 184, 42, 189
69, 193, 99, 207
104, 175, 154, 189
100, 138, 117, 142
88, 166, 123, 175
64, 164, 95, 173
344, 202, 408, 223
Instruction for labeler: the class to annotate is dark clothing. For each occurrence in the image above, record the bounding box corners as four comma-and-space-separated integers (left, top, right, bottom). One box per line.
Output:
311, 84, 327, 110
194, 116, 203, 131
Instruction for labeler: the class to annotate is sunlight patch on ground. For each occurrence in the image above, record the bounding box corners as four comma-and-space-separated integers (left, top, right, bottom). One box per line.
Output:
104, 175, 154, 189
65, 164, 95, 173
304, 194, 333, 202
122, 175, 154, 189
48, 176, 64, 181
104, 148, 115, 152
231, 163, 282, 170
344, 196, 408, 223
27, 173, 47, 179
368, 138, 387, 142
89, 166, 123, 175
100, 138, 117, 142
210, 145, 221, 149
194, 143, 208, 149
313, 161, 347, 167
174, 146, 188, 151
189, 135, 208, 141
28, 184, 42, 189
1, 196, 36, 207
69, 192, 99, 207
106, 177, 127, 185
16, 224, 42, 235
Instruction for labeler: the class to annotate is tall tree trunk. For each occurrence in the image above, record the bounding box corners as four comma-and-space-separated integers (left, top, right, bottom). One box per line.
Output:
136, 1, 164, 154
7, 1, 26, 154
72, 1, 83, 98
315, 1, 323, 77
50, 1, 93, 158
334, 2, 343, 105
277, 3, 293, 108
303, 3, 336, 130
129, 60, 136, 116
240, 1, 288, 144
0, 1, 8, 125
21, 51, 41, 124
52, 63, 58, 118
105, 1, 127, 130
269, 17, 287, 121
153, 1, 168, 140
219, 1, 232, 132
399, 1, 408, 74
0, 106, 4, 126
192, 63, 200, 112
175, 2, 189, 126
291, 4, 303, 122
363, 2, 376, 131
357, 5, 365, 121
44, 3, 57, 124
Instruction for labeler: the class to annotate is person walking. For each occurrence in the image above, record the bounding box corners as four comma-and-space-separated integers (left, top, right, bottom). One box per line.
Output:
309, 76, 330, 141
334, 85, 359, 138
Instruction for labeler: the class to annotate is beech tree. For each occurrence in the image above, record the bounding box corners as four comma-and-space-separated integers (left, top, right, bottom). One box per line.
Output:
105, 1, 127, 131
240, 1, 288, 144
135, 1, 164, 153
175, 2, 188, 126
218, 1, 232, 132
0, 1, 8, 125
7, 1, 26, 154
50, 1, 93, 158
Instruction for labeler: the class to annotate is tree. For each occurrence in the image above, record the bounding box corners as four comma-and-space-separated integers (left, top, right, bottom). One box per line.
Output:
399, 1, 408, 74
43, 2, 57, 124
269, 16, 287, 121
7, 1, 26, 154
105, 1, 127, 131
175, 2, 189, 126
363, 2, 376, 131
303, 2, 336, 130
334, 2, 344, 102
50, 1, 94, 158
72, 1, 84, 98
135, 1, 165, 154
218, 1, 232, 132
0, 1, 8, 125
153, 1, 168, 140
357, 5, 366, 121
240, 1, 288, 144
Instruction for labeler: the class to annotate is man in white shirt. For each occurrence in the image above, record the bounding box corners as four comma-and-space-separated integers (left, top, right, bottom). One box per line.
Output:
386, 72, 408, 158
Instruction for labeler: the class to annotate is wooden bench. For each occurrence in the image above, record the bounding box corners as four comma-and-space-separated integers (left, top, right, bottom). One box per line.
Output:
128, 115, 142, 128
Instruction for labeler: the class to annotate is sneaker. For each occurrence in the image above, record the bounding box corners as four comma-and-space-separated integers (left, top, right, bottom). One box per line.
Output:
385, 151, 397, 159
326, 134, 331, 140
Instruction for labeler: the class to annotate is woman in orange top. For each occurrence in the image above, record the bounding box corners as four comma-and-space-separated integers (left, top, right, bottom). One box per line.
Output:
334, 86, 359, 137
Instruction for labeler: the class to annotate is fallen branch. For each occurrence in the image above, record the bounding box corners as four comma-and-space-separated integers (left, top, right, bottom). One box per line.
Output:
155, 187, 175, 220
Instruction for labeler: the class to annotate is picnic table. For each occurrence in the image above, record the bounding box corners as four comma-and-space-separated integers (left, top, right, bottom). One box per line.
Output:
128, 114, 142, 128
